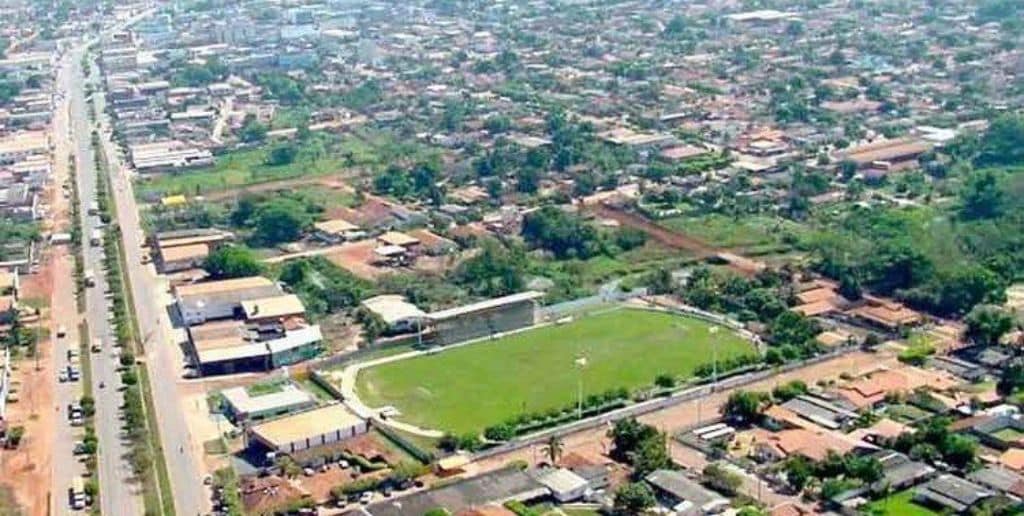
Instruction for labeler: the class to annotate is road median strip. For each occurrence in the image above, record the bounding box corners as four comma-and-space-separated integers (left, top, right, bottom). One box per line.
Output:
88, 89, 175, 515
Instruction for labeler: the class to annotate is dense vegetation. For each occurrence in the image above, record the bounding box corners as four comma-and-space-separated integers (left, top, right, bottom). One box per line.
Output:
277, 257, 372, 319
805, 115, 1024, 317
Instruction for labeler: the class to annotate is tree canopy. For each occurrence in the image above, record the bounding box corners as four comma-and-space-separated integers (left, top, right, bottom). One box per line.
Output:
202, 245, 262, 279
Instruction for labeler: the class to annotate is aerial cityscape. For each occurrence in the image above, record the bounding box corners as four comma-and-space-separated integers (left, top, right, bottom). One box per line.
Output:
0, 0, 1023, 515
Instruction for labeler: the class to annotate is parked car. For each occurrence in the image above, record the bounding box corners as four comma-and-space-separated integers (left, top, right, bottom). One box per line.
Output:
359, 492, 374, 505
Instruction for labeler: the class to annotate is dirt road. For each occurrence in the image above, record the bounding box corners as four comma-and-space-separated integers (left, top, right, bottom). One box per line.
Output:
189, 173, 355, 202
586, 203, 720, 258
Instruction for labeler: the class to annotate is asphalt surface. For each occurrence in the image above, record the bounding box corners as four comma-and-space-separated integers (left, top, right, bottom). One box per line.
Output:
49, 46, 87, 516
87, 36, 209, 516
65, 45, 144, 516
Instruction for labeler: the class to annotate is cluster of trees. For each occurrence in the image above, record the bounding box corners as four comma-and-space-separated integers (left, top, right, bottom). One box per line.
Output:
521, 206, 647, 260
170, 57, 227, 87
483, 388, 630, 441
239, 114, 268, 143
451, 238, 526, 298
887, 417, 977, 470
255, 73, 305, 105
231, 195, 318, 246
472, 139, 550, 195
964, 305, 1015, 346
278, 257, 371, 319
811, 115, 1024, 318
675, 267, 791, 323
372, 160, 443, 204
783, 451, 883, 497
609, 418, 672, 480
810, 206, 1008, 317
202, 245, 262, 280
664, 266, 822, 364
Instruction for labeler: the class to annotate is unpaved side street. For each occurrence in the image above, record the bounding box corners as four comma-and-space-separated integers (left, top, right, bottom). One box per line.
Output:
468, 350, 890, 509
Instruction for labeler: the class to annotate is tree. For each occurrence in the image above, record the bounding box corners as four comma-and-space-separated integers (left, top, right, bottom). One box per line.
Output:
655, 374, 676, 389
484, 424, 515, 441
999, 361, 1024, 395
631, 432, 671, 478
702, 463, 743, 496
960, 168, 1004, 220
772, 380, 808, 402
645, 267, 674, 295
239, 114, 267, 143
613, 482, 656, 515
521, 206, 603, 259
783, 456, 813, 491
722, 390, 769, 424
965, 305, 1014, 346
203, 245, 262, 279
838, 274, 863, 301
266, 143, 298, 166
609, 418, 659, 461
275, 455, 301, 478
542, 435, 564, 465
975, 114, 1024, 167
942, 434, 977, 469
252, 199, 311, 245
769, 312, 821, 350
451, 239, 525, 297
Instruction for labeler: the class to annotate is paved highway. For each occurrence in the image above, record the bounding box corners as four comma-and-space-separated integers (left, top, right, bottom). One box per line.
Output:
86, 34, 210, 516
65, 45, 144, 516
49, 46, 88, 516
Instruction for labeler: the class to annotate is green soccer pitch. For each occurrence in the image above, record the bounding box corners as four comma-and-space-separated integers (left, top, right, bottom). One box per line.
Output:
354, 307, 758, 435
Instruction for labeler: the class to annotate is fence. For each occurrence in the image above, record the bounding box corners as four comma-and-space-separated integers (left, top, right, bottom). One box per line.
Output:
472, 345, 858, 462
538, 287, 648, 320
371, 419, 435, 463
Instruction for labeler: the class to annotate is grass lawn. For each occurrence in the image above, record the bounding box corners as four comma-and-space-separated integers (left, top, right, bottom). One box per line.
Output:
862, 489, 939, 516
355, 308, 756, 434
136, 145, 351, 198
993, 427, 1024, 442
661, 211, 806, 251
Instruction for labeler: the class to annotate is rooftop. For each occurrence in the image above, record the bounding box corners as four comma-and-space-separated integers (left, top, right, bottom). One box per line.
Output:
428, 291, 543, 321
250, 404, 365, 447
361, 295, 427, 326
221, 383, 316, 416
365, 467, 546, 516
241, 294, 306, 320
160, 243, 209, 262
314, 218, 359, 234
175, 276, 276, 297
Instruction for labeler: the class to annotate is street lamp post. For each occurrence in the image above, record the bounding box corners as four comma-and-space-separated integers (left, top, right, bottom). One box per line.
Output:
575, 356, 587, 419
710, 326, 719, 391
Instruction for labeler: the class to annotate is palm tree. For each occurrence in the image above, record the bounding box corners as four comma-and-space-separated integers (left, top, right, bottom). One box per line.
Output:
542, 434, 564, 465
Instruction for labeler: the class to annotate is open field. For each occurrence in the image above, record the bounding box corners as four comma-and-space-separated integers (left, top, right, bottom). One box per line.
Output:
660, 211, 806, 253
863, 489, 939, 516
135, 145, 353, 199
355, 308, 756, 434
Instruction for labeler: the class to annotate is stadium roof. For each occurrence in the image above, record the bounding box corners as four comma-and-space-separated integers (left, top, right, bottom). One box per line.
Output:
429, 291, 543, 321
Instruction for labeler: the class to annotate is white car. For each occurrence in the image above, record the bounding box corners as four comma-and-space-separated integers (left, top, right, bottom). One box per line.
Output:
359, 492, 374, 504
